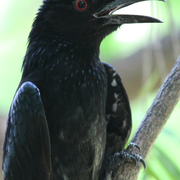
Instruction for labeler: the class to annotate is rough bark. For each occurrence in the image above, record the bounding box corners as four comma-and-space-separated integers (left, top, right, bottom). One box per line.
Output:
112, 56, 180, 180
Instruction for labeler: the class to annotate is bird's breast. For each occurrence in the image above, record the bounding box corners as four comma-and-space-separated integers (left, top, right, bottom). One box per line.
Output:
42, 62, 108, 143
36, 59, 108, 179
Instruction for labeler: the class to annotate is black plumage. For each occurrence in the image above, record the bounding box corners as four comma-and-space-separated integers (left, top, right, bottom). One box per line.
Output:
2, 0, 163, 179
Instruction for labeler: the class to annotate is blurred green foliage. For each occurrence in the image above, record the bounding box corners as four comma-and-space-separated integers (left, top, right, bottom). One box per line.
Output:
0, 0, 42, 113
0, 0, 180, 180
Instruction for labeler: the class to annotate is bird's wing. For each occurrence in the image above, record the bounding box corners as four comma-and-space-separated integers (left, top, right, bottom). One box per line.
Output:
103, 63, 132, 159
2, 81, 52, 180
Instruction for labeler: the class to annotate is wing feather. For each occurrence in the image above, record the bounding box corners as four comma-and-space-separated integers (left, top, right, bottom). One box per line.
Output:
3, 81, 52, 180
104, 63, 132, 153
100, 63, 132, 177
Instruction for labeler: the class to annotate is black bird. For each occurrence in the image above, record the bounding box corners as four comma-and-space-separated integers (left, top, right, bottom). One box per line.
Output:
2, 0, 163, 179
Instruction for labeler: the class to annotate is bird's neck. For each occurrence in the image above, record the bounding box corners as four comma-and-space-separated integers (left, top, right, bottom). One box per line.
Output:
22, 34, 101, 79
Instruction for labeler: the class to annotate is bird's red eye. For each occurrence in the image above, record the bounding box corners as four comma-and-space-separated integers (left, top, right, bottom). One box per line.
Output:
75, 0, 88, 11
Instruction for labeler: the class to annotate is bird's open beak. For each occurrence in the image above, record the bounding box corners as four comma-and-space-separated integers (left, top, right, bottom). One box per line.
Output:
94, 0, 165, 24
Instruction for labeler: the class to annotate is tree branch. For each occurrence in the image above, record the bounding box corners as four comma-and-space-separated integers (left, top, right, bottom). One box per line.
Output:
113, 56, 180, 180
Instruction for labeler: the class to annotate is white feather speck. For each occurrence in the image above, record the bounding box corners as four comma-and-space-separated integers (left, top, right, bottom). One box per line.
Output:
111, 79, 117, 87
112, 72, 117, 77
59, 131, 64, 140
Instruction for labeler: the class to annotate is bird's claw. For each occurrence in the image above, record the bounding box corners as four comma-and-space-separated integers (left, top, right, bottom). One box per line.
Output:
125, 142, 141, 152
140, 157, 146, 172
107, 142, 146, 172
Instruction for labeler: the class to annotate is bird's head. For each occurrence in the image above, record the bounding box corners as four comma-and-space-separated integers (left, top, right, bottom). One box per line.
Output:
23, 0, 164, 77
33, 0, 164, 46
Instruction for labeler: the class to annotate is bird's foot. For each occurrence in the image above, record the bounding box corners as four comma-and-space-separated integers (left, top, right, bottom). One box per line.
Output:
107, 142, 146, 173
